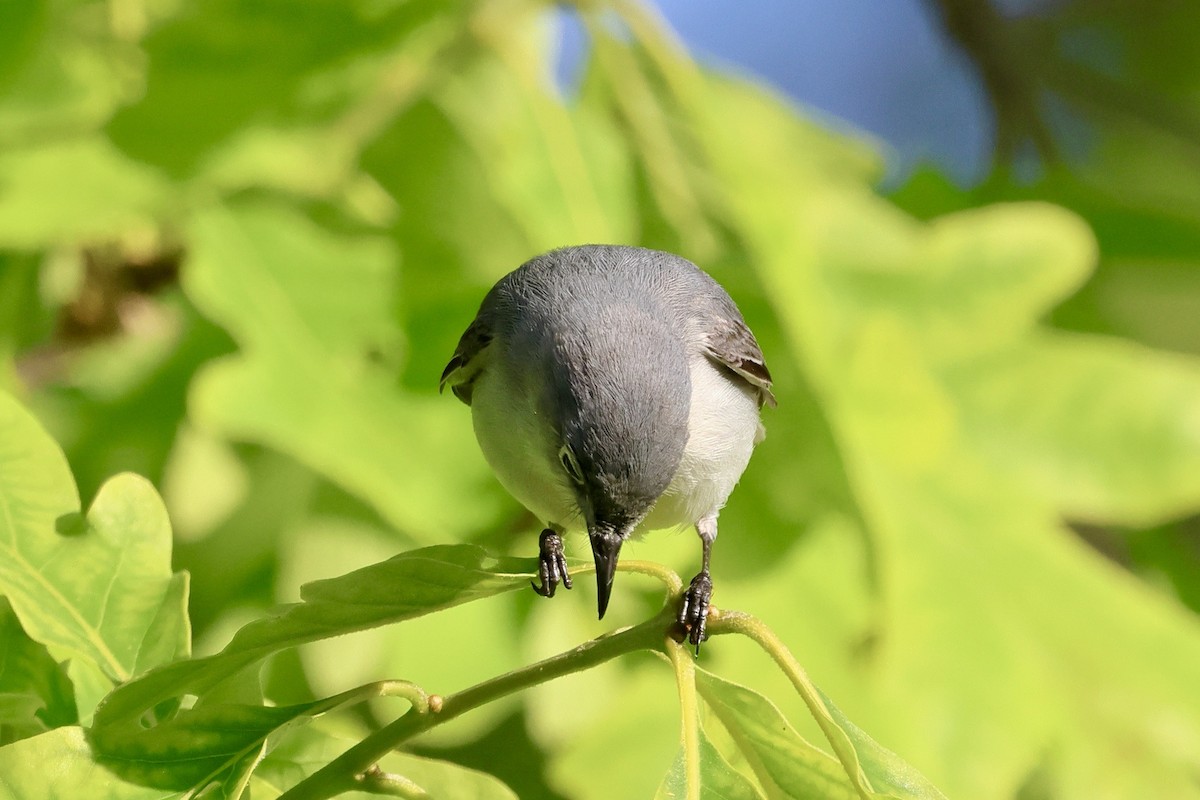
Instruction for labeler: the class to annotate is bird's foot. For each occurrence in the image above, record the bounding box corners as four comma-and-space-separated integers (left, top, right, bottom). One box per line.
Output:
678, 570, 713, 652
531, 529, 572, 598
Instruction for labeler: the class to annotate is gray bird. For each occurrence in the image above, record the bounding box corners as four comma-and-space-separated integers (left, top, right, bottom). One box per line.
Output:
440, 245, 774, 647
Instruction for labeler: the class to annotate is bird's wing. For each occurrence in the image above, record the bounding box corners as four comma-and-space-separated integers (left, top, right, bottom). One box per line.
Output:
703, 317, 777, 409
439, 317, 492, 405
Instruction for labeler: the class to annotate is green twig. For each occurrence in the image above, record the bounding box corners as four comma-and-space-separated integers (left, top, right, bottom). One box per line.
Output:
278, 610, 675, 800
618, 559, 685, 595
665, 638, 702, 800
373, 680, 431, 716
710, 610, 872, 799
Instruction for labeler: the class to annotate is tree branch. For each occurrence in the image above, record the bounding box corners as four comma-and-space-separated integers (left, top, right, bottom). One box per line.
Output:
278, 609, 676, 800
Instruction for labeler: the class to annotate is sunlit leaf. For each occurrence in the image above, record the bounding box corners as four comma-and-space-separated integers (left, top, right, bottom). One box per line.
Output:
434, 44, 636, 251
0, 392, 188, 721
0, 727, 168, 799
0, 1, 133, 144
694, 668, 857, 800
5, 2, 1200, 799
656, 720, 765, 800
252, 724, 519, 799
951, 333, 1200, 525
91, 680, 421, 792
106, 0, 425, 177
89, 544, 532, 788
546, 663, 679, 800
0, 138, 169, 249
820, 689, 951, 800
184, 201, 505, 542
281, 522, 523, 742
822, 203, 1096, 366
681, 44, 1200, 794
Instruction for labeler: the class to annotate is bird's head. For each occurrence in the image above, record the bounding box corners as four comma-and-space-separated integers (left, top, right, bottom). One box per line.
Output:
549, 310, 691, 618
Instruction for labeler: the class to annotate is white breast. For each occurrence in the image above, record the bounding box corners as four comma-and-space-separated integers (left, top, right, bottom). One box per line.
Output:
639, 356, 762, 534
470, 351, 762, 536
469, 362, 581, 529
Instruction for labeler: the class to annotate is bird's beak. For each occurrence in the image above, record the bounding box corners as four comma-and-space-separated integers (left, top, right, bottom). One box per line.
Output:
589, 528, 624, 619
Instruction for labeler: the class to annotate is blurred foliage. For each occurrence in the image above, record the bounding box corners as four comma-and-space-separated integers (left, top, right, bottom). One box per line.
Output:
1, 0, 1200, 798
905, 0, 1200, 630
0, 392, 939, 799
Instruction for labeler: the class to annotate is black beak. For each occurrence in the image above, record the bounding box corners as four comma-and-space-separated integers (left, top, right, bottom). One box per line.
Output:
589, 529, 624, 619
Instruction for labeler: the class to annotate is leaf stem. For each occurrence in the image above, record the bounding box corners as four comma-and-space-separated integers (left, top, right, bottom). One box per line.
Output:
710, 610, 872, 799
375, 680, 430, 715
618, 559, 685, 595
278, 610, 675, 800
665, 638, 702, 800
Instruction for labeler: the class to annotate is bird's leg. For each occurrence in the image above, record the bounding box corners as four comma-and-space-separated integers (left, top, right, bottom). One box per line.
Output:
531, 527, 573, 598
679, 515, 717, 652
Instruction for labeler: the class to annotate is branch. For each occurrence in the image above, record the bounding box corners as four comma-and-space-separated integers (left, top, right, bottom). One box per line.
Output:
278, 609, 676, 800
927, 0, 1057, 164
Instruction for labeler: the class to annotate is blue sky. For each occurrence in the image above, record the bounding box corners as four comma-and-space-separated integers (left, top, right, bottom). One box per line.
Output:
556, 1, 993, 184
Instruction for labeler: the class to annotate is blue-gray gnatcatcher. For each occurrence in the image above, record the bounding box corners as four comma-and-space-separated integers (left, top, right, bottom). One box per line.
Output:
441, 245, 774, 647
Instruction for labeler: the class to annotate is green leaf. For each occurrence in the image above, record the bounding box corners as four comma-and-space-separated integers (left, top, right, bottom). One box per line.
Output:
542, 661, 680, 800
656, 721, 765, 800
0, 726, 169, 799
105, 0, 413, 177
823, 203, 1096, 367
793, 203, 1200, 797
433, 45, 636, 251
690, 62, 1200, 797
133, 573, 191, 678
694, 668, 857, 800
0, 2, 134, 145
0, 137, 170, 249
96, 545, 529, 718
849, 441, 1200, 799
89, 544, 531, 786
817, 689, 951, 800
701, 615, 948, 800
252, 724, 519, 799
0, 597, 77, 745
193, 8, 457, 202
184, 201, 504, 542
92, 680, 422, 792
0, 253, 48, 360
951, 333, 1200, 525
196, 125, 361, 200
0, 0, 45, 92
360, 96, 540, 397
0, 392, 188, 721
282, 523, 523, 742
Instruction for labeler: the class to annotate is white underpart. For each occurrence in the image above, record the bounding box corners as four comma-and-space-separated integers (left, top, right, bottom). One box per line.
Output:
470, 359, 580, 529
469, 351, 762, 536
639, 355, 761, 536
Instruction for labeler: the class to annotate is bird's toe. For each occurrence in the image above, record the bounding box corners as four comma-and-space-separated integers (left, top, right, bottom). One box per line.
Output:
679, 570, 714, 652
532, 528, 572, 598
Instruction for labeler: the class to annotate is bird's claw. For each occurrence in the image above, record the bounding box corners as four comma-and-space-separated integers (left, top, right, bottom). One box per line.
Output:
531, 529, 572, 598
678, 570, 713, 652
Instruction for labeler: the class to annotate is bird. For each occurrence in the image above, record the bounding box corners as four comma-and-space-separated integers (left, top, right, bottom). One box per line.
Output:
440, 245, 774, 648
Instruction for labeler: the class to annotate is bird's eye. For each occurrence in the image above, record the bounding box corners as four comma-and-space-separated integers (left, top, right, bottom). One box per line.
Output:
559, 445, 585, 485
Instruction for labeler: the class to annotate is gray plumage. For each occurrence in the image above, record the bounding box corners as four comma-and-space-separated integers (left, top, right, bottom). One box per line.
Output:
441, 245, 773, 646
